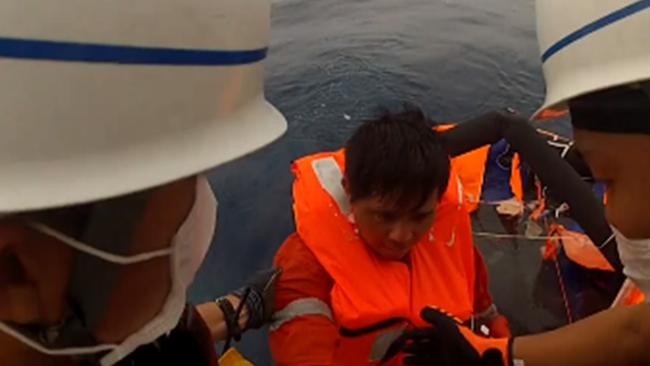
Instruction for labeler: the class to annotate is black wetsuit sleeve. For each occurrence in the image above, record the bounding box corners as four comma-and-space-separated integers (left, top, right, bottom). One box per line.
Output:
117, 305, 219, 366
437, 111, 622, 271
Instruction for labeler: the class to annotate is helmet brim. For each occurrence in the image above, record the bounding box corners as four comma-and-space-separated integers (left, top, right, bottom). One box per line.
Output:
0, 98, 287, 213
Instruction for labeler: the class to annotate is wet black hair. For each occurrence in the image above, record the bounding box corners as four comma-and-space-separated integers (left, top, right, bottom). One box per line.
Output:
344, 104, 450, 210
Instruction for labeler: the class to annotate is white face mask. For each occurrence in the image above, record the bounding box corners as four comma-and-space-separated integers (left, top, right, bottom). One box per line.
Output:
613, 226, 650, 302
0, 176, 217, 365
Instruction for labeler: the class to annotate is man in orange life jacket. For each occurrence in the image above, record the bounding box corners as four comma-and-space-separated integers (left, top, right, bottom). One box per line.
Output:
269, 106, 511, 365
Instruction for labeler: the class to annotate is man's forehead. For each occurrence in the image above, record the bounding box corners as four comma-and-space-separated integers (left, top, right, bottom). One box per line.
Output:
575, 128, 648, 151
370, 196, 436, 214
573, 129, 611, 155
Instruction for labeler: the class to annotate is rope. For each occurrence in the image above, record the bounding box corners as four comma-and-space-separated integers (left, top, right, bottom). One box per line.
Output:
553, 253, 574, 324
473, 232, 570, 241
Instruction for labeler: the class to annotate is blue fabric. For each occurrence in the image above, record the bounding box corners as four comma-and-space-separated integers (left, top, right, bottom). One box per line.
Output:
480, 139, 516, 202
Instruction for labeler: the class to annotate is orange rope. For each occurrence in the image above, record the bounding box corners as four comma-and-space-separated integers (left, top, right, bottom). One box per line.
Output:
553, 249, 574, 324
530, 178, 546, 221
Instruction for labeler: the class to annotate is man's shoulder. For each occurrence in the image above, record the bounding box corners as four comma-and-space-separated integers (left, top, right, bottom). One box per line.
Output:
273, 233, 333, 308
274, 233, 318, 266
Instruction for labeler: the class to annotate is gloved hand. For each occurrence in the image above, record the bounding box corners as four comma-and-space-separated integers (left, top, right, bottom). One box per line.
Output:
398, 307, 512, 366
231, 267, 282, 330
219, 267, 283, 353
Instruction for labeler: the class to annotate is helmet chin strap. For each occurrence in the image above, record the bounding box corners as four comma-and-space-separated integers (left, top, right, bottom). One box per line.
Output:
66, 192, 152, 337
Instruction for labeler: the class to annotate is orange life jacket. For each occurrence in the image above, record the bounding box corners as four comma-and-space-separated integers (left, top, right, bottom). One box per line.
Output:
292, 149, 478, 365
435, 124, 523, 212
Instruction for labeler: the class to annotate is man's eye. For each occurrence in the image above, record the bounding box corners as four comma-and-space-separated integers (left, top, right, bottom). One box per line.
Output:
412, 213, 431, 222
376, 213, 397, 222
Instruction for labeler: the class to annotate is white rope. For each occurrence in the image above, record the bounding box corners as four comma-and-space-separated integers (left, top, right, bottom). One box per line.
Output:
473, 232, 571, 241
547, 140, 574, 158
598, 232, 616, 250
0, 322, 117, 356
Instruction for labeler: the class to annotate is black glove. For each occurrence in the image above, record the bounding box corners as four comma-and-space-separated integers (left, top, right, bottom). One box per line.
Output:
219, 267, 282, 353
231, 266, 283, 330
383, 307, 510, 366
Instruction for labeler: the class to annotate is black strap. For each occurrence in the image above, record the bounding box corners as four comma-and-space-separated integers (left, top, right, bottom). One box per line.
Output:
216, 297, 241, 350
219, 288, 252, 354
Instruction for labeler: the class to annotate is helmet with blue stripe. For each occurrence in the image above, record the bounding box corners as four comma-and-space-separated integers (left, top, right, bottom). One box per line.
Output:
534, 0, 650, 119
0, 0, 287, 212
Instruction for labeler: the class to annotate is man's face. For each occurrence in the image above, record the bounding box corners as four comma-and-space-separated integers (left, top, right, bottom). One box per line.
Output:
574, 129, 650, 239
0, 178, 196, 365
349, 191, 438, 261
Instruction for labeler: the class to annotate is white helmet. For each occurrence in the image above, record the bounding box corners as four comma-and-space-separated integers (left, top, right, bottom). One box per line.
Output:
0, 0, 287, 212
533, 0, 650, 119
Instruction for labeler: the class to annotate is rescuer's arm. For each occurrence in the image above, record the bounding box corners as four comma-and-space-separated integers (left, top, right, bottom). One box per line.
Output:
397, 303, 650, 366
437, 110, 621, 270
512, 303, 650, 366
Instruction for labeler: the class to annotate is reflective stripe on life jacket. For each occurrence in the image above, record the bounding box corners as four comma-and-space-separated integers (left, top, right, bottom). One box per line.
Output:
270, 298, 333, 331
290, 149, 478, 365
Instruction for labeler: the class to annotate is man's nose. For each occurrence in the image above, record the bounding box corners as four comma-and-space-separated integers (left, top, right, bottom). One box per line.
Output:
388, 221, 414, 244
